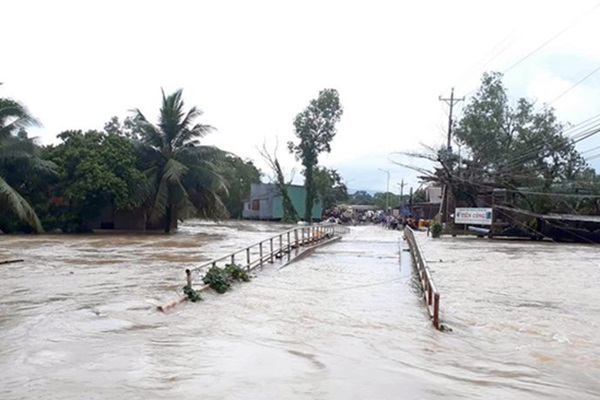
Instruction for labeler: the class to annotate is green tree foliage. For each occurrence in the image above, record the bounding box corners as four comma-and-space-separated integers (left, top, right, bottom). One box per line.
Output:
412, 187, 426, 203
313, 166, 348, 209
0, 89, 50, 232
103, 115, 144, 140
288, 89, 343, 222
347, 190, 374, 205
47, 130, 146, 232
220, 155, 261, 218
372, 192, 400, 210
134, 89, 228, 232
455, 72, 592, 193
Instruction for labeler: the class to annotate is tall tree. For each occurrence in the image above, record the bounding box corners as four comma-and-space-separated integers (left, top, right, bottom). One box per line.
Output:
103, 115, 144, 140
455, 72, 590, 191
288, 88, 343, 222
0, 88, 50, 232
134, 89, 228, 232
47, 130, 146, 232
313, 166, 348, 210
220, 155, 261, 218
259, 142, 299, 222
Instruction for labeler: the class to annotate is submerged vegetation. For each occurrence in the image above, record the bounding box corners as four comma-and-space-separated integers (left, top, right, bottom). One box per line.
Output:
202, 263, 250, 294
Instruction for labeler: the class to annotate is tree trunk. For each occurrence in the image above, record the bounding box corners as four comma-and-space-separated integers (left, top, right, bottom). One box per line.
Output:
164, 205, 172, 233
304, 165, 314, 222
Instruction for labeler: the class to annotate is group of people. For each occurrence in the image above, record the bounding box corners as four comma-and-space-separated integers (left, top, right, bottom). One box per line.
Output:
321, 206, 429, 230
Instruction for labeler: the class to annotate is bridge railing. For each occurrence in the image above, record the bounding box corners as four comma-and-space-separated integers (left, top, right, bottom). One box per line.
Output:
191, 223, 350, 278
403, 226, 441, 330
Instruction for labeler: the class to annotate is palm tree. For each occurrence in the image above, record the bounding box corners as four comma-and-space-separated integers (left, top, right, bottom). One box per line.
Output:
133, 89, 228, 232
0, 88, 48, 233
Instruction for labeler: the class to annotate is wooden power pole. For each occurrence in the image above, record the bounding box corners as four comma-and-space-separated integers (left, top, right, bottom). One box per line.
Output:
439, 88, 464, 224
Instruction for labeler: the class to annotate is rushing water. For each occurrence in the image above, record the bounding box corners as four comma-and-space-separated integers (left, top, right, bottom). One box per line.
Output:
0, 221, 598, 399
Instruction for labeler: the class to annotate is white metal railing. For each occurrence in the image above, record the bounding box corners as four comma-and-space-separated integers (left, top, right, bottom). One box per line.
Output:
157, 223, 350, 312
403, 226, 441, 330
191, 223, 350, 278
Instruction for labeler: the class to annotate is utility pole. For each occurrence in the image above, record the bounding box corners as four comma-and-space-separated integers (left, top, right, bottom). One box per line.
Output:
439, 87, 464, 154
378, 168, 390, 213
439, 88, 464, 224
397, 179, 407, 204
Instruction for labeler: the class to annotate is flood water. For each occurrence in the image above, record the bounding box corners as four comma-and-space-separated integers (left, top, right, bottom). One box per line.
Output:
0, 221, 598, 399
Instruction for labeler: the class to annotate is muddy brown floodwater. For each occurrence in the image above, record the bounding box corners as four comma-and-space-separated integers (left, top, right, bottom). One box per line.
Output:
0, 221, 599, 399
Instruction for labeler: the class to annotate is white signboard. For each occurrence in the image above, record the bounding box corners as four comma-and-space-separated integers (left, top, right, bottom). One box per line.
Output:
455, 208, 493, 225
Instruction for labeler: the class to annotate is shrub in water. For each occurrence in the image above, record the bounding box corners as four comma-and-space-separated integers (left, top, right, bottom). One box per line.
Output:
183, 285, 202, 302
202, 266, 231, 294
431, 222, 443, 238
224, 263, 250, 282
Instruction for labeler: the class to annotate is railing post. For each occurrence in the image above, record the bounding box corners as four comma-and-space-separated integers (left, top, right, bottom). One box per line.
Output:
287, 231, 291, 261
270, 238, 274, 263
246, 247, 250, 269
301, 227, 305, 246
259, 242, 263, 266
428, 284, 432, 306
279, 234, 283, 257
433, 293, 440, 329
231, 254, 235, 265
294, 229, 299, 254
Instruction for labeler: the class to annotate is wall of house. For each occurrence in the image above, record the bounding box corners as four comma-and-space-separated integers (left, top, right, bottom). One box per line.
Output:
272, 185, 323, 221
242, 183, 277, 220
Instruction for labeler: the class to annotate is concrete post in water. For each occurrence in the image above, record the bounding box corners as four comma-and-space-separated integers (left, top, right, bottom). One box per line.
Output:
246, 248, 250, 269
185, 269, 192, 288
231, 254, 235, 265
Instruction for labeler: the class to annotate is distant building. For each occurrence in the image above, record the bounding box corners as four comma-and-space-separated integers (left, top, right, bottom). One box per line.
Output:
407, 185, 443, 220
425, 186, 443, 203
242, 183, 323, 221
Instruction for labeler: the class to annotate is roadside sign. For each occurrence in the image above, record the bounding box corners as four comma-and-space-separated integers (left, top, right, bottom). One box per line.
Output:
455, 208, 493, 225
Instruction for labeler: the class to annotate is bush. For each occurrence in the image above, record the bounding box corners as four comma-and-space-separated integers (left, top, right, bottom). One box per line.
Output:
202, 266, 231, 294
224, 263, 250, 282
431, 222, 443, 238
183, 285, 202, 302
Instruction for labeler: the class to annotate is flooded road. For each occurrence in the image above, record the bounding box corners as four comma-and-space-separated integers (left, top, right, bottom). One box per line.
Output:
0, 221, 599, 399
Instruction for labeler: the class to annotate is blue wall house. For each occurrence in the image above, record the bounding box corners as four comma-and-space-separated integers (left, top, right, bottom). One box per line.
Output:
242, 183, 323, 221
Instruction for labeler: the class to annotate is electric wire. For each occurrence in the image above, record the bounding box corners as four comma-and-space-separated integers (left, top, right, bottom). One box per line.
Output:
502, 2, 600, 74
545, 64, 600, 107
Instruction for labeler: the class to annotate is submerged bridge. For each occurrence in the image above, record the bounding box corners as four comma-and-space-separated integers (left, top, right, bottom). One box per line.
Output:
158, 223, 443, 330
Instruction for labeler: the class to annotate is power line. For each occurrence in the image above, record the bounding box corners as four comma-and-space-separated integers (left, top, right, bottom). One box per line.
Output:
545, 64, 600, 107
503, 2, 600, 74
456, 2, 600, 101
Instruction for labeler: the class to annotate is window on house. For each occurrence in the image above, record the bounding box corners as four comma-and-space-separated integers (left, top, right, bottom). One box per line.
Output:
252, 200, 260, 211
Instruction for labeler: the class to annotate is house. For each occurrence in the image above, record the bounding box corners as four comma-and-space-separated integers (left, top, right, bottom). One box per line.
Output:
425, 186, 443, 203
242, 183, 323, 221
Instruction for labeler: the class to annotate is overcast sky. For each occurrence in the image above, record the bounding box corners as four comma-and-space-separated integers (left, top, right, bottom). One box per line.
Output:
3, 0, 600, 193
